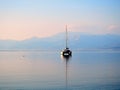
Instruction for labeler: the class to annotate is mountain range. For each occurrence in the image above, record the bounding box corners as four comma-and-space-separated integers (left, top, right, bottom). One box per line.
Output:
0, 32, 120, 50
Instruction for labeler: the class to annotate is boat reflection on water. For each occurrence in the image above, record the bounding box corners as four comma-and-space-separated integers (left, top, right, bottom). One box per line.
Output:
61, 55, 72, 89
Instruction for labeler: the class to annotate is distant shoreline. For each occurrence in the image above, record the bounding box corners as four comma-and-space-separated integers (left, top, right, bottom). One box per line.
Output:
0, 48, 120, 52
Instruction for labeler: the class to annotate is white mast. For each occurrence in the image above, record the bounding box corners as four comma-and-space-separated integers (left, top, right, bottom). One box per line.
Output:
61, 25, 72, 56
66, 25, 68, 49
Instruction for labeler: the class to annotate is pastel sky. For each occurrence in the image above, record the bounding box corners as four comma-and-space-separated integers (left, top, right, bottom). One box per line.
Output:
0, 0, 120, 40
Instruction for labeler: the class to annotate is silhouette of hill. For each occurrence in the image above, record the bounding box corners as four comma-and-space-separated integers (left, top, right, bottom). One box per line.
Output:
0, 32, 120, 50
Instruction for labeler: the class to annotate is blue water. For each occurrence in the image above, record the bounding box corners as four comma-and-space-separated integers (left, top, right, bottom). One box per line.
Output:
0, 50, 120, 90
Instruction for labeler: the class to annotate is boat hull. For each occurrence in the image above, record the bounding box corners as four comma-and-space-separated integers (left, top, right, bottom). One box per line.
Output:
61, 49, 72, 56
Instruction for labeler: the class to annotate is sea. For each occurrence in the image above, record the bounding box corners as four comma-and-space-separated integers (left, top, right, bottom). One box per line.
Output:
0, 50, 120, 90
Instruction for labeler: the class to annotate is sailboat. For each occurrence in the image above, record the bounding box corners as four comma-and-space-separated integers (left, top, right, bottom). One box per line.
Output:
61, 25, 72, 56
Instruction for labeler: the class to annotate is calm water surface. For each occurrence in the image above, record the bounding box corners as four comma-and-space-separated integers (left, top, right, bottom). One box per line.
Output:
0, 50, 120, 90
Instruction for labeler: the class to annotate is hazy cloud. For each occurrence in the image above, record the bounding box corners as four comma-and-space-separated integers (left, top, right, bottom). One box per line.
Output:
107, 25, 120, 34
